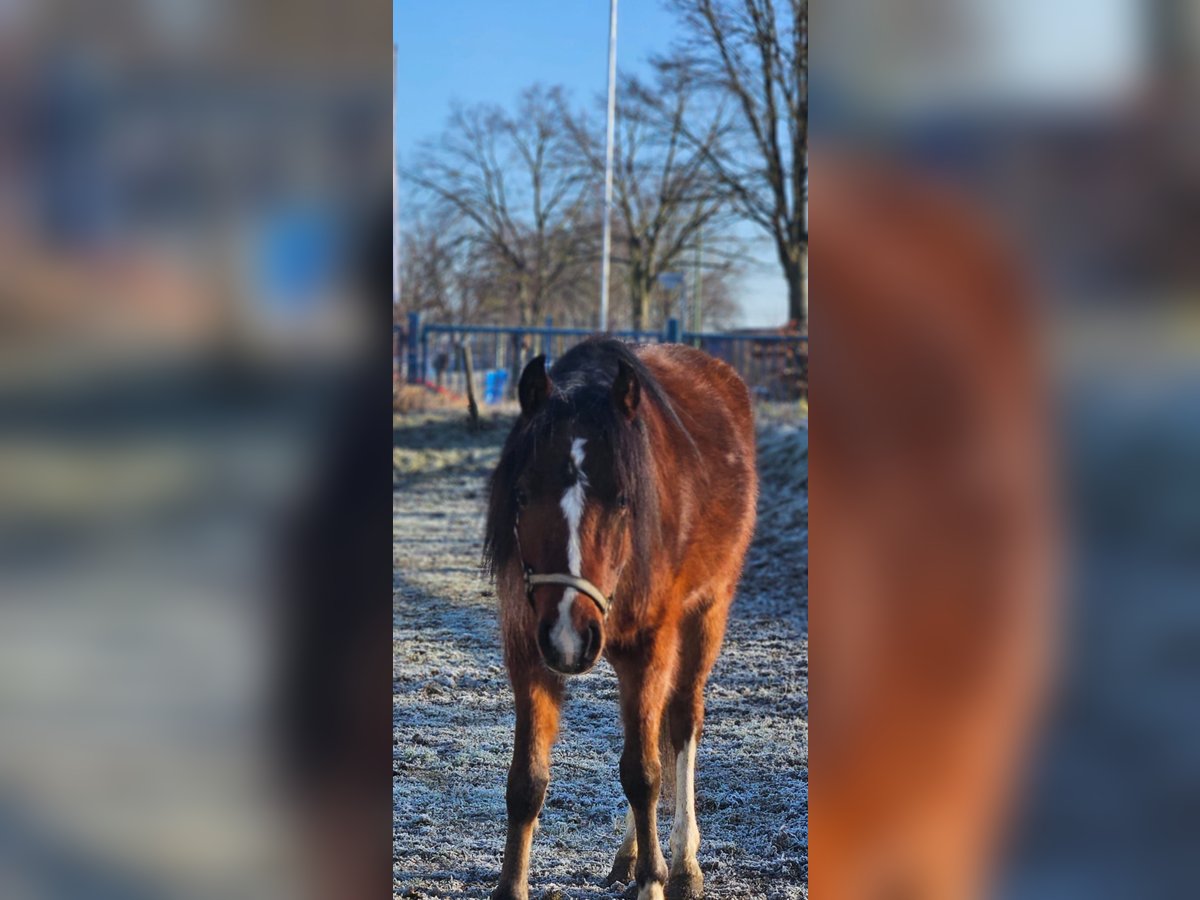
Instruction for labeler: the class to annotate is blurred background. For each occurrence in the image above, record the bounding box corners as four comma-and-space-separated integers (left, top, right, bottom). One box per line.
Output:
813, 1, 1200, 898
0, 2, 391, 899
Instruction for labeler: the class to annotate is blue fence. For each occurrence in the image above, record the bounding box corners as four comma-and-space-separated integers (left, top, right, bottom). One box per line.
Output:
397, 314, 807, 402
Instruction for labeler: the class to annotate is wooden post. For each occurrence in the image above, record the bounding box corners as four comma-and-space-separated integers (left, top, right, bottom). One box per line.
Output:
461, 343, 480, 432
406, 312, 420, 384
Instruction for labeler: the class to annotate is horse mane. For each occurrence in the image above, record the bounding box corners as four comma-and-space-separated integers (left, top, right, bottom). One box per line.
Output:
483, 338, 683, 600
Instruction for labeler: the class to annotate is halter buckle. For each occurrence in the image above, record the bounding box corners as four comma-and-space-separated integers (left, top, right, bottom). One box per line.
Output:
523, 564, 536, 607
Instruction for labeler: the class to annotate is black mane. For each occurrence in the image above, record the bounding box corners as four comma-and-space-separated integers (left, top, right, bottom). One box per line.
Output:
483, 338, 675, 596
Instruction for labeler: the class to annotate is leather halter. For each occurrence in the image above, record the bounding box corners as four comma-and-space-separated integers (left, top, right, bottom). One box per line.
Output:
524, 570, 611, 619
514, 518, 612, 618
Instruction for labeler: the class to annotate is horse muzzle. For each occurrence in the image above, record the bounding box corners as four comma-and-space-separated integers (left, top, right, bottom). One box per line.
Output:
537, 616, 603, 675
525, 571, 611, 675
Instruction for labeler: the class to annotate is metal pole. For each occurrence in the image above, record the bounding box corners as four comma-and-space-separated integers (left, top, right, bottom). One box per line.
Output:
599, 0, 619, 332
393, 43, 400, 306
693, 223, 703, 343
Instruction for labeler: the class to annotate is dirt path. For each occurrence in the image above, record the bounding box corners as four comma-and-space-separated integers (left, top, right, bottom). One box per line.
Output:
394, 409, 808, 899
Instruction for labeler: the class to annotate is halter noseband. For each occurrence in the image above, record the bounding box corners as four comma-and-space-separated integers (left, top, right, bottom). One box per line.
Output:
524, 570, 611, 619
514, 519, 612, 618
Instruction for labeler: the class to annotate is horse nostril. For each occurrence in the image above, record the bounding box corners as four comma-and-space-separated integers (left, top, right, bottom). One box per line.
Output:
537, 620, 553, 657
585, 622, 602, 660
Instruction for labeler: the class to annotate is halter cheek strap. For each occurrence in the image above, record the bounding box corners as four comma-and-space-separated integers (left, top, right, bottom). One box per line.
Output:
525, 572, 611, 618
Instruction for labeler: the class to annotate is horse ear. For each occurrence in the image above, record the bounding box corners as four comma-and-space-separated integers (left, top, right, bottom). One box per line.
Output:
613, 359, 641, 420
518, 355, 551, 418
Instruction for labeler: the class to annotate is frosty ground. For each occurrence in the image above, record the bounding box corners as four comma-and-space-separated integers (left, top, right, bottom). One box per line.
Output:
394, 407, 807, 899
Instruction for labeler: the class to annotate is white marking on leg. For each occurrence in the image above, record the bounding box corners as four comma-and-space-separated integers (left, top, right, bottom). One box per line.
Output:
637, 884, 664, 900
618, 805, 637, 857
550, 438, 588, 665
669, 737, 700, 870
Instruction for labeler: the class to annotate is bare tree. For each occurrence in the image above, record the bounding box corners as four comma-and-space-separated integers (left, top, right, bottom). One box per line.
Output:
405, 86, 596, 326
397, 213, 459, 321
646, 260, 744, 331
667, 0, 807, 329
694, 268, 744, 330
568, 65, 740, 332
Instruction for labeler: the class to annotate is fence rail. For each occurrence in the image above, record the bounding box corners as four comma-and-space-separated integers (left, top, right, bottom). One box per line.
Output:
396, 314, 806, 403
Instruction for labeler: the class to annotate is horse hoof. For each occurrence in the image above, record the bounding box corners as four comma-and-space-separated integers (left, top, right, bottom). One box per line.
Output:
665, 867, 704, 900
605, 853, 637, 886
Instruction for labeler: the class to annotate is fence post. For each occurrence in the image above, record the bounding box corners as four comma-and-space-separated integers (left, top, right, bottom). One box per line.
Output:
406, 312, 420, 384
461, 343, 480, 431
545, 316, 554, 362
665, 318, 680, 344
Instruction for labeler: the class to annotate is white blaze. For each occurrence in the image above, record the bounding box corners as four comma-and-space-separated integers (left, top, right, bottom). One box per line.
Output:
563, 438, 587, 574
550, 438, 588, 665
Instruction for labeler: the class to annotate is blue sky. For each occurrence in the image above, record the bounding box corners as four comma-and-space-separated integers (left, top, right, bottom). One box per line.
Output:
394, 1, 675, 153
393, 0, 787, 326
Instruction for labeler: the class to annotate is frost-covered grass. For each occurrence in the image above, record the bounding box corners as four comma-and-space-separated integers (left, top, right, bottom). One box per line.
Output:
394, 408, 807, 899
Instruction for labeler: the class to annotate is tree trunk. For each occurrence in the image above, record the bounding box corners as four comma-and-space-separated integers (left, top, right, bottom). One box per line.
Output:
460, 343, 480, 432
785, 248, 807, 333
630, 271, 653, 333
529, 287, 543, 333
518, 280, 531, 328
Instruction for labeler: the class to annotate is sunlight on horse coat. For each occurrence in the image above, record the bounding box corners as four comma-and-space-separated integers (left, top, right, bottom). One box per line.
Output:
484, 339, 758, 900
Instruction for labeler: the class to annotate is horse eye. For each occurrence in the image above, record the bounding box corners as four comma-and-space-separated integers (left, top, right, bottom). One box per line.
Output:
617, 494, 629, 510
515, 489, 528, 509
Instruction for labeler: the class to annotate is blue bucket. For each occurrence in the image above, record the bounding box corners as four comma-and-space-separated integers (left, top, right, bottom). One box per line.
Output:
484, 370, 509, 405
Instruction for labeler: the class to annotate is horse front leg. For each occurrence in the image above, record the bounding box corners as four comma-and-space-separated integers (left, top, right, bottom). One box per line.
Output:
492, 659, 563, 900
665, 599, 730, 899
612, 635, 676, 900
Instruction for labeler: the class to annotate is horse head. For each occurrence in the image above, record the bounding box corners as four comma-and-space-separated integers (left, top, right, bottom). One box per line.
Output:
487, 345, 656, 676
